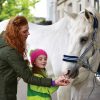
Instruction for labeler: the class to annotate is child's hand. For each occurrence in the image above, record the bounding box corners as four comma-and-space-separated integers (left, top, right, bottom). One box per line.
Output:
54, 75, 70, 86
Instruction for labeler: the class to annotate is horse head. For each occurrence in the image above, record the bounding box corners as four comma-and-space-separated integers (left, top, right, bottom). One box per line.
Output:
62, 8, 100, 79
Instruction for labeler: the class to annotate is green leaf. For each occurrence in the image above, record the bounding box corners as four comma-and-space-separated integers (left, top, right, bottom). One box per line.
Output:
0, 0, 40, 22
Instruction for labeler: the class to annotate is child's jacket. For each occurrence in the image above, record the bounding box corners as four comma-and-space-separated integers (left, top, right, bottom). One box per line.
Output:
27, 73, 58, 100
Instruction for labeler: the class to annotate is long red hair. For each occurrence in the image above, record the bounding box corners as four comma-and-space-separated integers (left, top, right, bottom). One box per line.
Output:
4, 16, 28, 56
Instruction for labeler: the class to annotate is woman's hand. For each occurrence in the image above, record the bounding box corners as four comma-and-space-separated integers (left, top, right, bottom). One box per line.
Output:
54, 75, 70, 86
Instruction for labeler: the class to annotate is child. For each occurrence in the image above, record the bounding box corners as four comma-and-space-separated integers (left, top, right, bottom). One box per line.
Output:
27, 49, 59, 100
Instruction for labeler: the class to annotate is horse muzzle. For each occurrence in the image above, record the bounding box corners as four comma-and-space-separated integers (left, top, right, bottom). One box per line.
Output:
64, 67, 79, 79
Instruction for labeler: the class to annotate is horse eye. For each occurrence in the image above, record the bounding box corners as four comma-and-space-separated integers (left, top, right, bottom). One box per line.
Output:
80, 36, 88, 45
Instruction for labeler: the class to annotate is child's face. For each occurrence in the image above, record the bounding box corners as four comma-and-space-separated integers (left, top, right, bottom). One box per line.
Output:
34, 55, 47, 68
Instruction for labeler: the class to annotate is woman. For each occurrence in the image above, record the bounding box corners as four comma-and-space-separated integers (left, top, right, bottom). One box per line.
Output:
0, 16, 69, 100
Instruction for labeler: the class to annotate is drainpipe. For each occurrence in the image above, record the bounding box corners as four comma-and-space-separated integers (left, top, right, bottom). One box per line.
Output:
52, 0, 57, 23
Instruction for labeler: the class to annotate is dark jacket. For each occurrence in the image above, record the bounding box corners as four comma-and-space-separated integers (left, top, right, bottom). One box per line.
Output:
0, 36, 52, 100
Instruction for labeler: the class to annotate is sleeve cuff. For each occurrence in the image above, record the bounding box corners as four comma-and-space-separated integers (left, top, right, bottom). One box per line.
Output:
51, 80, 56, 86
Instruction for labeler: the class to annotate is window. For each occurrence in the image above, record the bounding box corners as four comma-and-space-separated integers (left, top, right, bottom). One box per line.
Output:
78, 2, 82, 12
68, 3, 72, 12
94, 0, 99, 12
57, 10, 60, 21
80, 4, 81, 11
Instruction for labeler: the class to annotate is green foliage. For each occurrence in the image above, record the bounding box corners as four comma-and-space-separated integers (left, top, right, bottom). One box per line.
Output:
0, 0, 40, 22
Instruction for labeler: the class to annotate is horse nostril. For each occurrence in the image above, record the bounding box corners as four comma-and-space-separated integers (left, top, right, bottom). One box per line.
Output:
70, 69, 79, 79
65, 70, 70, 76
67, 70, 70, 75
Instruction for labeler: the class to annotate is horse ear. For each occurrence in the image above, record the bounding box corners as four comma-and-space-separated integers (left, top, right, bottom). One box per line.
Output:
85, 9, 90, 20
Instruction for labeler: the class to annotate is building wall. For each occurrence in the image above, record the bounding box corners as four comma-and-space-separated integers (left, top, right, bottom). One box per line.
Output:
51, 0, 100, 23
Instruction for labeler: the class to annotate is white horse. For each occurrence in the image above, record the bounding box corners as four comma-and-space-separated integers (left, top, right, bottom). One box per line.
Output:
27, 7, 100, 100
0, 7, 100, 100
57, 8, 100, 100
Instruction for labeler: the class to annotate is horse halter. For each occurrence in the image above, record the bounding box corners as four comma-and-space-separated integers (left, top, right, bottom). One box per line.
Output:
63, 12, 99, 72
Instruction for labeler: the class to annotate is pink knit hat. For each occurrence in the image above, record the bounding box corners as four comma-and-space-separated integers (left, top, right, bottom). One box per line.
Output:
30, 49, 48, 64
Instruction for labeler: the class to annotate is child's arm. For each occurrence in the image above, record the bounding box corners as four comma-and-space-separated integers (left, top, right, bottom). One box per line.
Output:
47, 85, 59, 94
30, 84, 58, 94
29, 74, 58, 94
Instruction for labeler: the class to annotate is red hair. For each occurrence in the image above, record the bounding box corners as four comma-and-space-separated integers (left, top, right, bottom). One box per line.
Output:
4, 16, 28, 56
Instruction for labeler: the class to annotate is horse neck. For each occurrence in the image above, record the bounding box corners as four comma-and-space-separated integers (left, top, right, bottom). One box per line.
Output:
52, 17, 71, 30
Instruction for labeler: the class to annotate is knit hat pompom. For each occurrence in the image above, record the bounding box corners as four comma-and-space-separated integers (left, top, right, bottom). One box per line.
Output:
30, 49, 47, 64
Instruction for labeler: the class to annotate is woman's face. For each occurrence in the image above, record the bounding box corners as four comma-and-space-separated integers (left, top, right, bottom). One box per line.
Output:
19, 24, 30, 41
34, 55, 47, 69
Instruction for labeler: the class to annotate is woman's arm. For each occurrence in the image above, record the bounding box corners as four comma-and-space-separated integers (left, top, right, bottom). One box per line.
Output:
6, 47, 69, 87
6, 47, 52, 87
